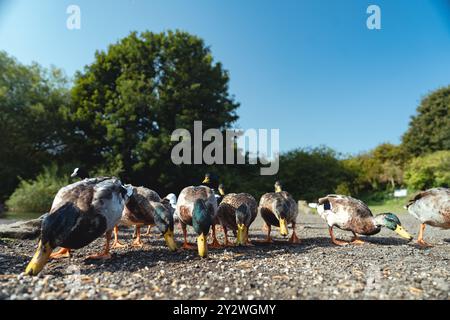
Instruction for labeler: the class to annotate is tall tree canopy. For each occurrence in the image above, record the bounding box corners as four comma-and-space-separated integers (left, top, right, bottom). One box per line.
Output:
402, 86, 450, 156
0, 52, 69, 201
67, 30, 239, 193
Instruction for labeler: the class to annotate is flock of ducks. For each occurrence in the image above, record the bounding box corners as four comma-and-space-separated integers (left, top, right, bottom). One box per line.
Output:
25, 169, 450, 276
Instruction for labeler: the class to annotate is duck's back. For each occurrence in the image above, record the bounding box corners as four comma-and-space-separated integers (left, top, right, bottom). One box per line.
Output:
177, 186, 217, 225
259, 192, 298, 222
407, 188, 450, 228
121, 187, 161, 225
318, 195, 376, 233
218, 193, 257, 228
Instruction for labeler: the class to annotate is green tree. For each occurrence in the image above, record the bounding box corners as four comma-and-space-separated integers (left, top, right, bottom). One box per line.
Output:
404, 150, 450, 190
402, 86, 450, 156
0, 51, 70, 202
67, 31, 239, 194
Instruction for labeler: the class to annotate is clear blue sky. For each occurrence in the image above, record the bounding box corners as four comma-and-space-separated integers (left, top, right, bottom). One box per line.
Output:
1, 0, 450, 155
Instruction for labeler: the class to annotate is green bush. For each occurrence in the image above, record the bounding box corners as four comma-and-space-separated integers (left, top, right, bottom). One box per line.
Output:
5, 166, 70, 213
404, 150, 450, 190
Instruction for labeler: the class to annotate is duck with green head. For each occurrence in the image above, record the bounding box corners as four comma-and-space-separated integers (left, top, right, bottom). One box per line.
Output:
176, 185, 218, 257
312, 194, 413, 245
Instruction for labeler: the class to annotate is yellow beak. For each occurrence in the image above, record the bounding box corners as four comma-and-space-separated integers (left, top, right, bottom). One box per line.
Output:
197, 233, 208, 257
236, 224, 246, 246
164, 230, 178, 251
202, 177, 210, 184
25, 241, 52, 276
394, 225, 413, 241
279, 218, 288, 236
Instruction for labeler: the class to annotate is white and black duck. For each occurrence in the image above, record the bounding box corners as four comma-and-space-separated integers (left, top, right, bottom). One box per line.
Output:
25, 177, 133, 276
406, 187, 450, 247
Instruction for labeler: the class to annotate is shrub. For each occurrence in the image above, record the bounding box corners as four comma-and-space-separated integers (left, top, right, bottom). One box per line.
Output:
404, 150, 450, 190
5, 166, 70, 213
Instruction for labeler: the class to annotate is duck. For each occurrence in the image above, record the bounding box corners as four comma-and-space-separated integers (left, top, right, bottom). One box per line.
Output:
311, 194, 413, 246
405, 187, 450, 247
217, 193, 257, 246
176, 185, 218, 257
258, 181, 300, 243
25, 177, 133, 276
111, 186, 177, 251
143, 193, 179, 236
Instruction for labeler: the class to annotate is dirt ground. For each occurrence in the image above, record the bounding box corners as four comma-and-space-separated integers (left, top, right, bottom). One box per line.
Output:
0, 214, 449, 300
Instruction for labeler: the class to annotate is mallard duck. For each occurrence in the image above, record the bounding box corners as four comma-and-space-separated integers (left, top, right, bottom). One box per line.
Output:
111, 186, 177, 251
259, 181, 300, 243
312, 194, 413, 246
405, 188, 450, 247
217, 193, 257, 246
143, 193, 178, 236
25, 177, 132, 276
176, 186, 218, 257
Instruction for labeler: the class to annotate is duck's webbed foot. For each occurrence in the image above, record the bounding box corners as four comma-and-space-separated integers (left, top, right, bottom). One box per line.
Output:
329, 226, 349, 246
350, 232, 365, 245
289, 223, 301, 244
50, 247, 71, 259
417, 223, 433, 248
87, 231, 113, 260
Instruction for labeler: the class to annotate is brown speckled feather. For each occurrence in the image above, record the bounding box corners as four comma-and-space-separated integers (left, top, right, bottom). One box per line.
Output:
317, 195, 379, 235
120, 187, 162, 226
259, 192, 298, 227
217, 193, 257, 230
177, 186, 218, 226
406, 188, 450, 228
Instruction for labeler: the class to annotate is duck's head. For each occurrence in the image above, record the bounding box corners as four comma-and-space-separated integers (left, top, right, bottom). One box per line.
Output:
71, 167, 89, 179
273, 198, 289, 236
235, 204, 250, 246
153, 202, 177, 251
25, 214, 54, 276
274, 181, 283, 193
202, 173, 211, 185
192, 199, 212, 258
374, 213, 413, 241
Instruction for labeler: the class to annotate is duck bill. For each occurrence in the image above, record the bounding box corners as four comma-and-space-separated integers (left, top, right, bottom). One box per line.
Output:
25, 241, 52, 276
279, 218, 288, 236
202, 177, 210, 184
394, 225, 413, 241
197, 233, 208, 257
236, 224, 246, 246
164, 230, 178, 251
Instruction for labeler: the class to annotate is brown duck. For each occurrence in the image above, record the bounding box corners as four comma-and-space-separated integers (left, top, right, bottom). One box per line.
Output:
217, 193, 257, 246
258, 181, 300, 243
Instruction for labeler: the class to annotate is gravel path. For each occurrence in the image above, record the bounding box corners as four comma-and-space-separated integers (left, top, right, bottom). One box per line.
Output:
0, 215, 449, 300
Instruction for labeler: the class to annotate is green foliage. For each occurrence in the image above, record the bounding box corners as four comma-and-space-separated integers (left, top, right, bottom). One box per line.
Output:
404, 150, 450, 190
343, 143, 407, 194
402, 86, 450, 156
0, 51, 70, 202
5, 166, 70, 213
66, 30, 239, 195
